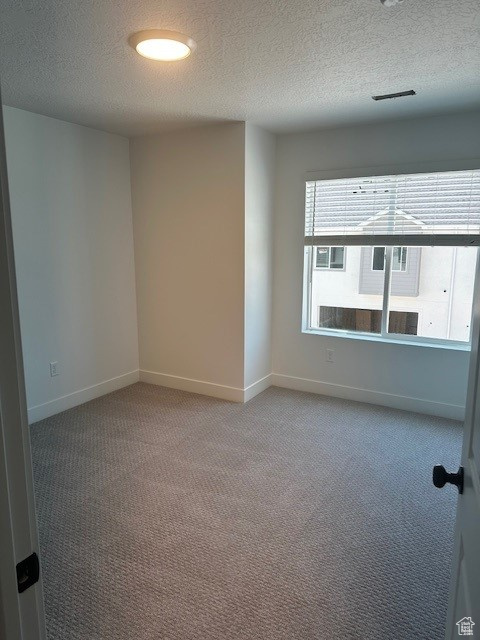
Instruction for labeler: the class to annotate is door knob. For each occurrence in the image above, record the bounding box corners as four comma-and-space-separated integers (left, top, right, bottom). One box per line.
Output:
432, 465, 464, 494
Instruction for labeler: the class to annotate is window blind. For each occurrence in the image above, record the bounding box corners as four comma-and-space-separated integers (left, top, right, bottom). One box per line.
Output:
305, 169, 480, 246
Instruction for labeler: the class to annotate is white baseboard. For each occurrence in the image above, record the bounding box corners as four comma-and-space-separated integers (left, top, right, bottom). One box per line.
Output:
139, 370, 273, 403
139, 370, 245, 402
28, 367, 463, 422
244, 374, 272, 402
27, 370, 140, 423
140, 370, 462, 419
271, 373, 465, 421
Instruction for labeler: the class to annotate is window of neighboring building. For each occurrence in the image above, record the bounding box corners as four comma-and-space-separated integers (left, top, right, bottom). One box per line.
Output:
303, 169, 480, 346
372, 246, 407, 272
393, 247, 408, 272
315, 246, 345, 270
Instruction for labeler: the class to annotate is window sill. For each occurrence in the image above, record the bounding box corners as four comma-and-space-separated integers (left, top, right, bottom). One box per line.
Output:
302, 328, 472, 352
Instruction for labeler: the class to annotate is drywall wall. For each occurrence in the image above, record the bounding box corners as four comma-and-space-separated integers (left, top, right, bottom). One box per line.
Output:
3, 106, 139, 422
244, 124, 275, 392
130, 123, 246, 398
272, 111, 480, 419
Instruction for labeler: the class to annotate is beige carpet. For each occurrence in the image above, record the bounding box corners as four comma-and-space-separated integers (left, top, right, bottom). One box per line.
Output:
30, 383, 461, 639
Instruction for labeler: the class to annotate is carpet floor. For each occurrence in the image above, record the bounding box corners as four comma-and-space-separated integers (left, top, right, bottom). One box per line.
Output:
30, 382, 462, 640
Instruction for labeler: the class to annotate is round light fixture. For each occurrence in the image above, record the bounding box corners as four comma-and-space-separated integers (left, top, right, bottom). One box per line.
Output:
129, 30, 196, 61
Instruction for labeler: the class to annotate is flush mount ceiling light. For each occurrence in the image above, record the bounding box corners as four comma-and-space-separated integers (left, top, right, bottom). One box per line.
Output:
129, 30, 196, 61
380, 0, 404, 5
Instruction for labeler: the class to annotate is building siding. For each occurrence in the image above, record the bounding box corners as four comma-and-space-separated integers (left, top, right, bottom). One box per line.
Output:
358, 247, 421, 297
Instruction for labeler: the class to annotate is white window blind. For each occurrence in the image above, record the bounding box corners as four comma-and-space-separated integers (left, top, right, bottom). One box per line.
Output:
305, 169, 480, 246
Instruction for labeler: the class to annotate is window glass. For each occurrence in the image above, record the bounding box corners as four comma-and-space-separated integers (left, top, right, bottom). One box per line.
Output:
310, 246, 384, 334
306, 245, 476, 343
318, 306, 382, 333
330, 247, 345, 269
316, 247, 329, 268
372, 247, 385, 271
387, 246, 476, 342
392, 247, 407, 272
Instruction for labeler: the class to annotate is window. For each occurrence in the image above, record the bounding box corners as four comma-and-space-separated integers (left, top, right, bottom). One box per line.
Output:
304, 169, 480, 345
393, 247, 407, 272
315, 246, 345, 270
372, 247, 385, 271
372, 247, 407, 272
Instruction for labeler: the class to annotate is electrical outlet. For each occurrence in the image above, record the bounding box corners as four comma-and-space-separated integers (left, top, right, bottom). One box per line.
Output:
49, 361, 59, 377
326, 349, 335, 363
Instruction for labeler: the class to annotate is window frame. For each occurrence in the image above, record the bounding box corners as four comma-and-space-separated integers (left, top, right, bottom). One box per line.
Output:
301, 159, 480, 351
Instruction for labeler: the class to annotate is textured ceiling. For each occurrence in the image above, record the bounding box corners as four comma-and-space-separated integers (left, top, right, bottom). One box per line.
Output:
1, 0, 479, 136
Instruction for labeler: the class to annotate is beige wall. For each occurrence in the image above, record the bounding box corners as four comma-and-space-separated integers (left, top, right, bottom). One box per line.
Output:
130, 123, 247, 392
4, 106, 139, 422
244, 124, 275, 389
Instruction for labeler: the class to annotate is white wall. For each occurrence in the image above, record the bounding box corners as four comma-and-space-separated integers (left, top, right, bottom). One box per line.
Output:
244, 124, 275, 391
130, 123, 247, 398
273, 112, 480, 419
3, 106, 139, 422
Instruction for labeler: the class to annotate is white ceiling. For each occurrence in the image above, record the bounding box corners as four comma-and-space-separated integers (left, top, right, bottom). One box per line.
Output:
1, 0, 479, 136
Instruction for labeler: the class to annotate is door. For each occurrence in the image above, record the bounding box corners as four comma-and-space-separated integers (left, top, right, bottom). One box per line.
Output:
443, 251, 480, 639
0, 91, 46, 638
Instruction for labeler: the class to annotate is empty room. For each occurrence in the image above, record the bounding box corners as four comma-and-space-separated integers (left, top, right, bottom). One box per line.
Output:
0, 1, 479, 639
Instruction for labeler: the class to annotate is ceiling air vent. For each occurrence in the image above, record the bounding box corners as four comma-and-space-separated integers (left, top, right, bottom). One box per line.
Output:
372, 90, 416, 101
